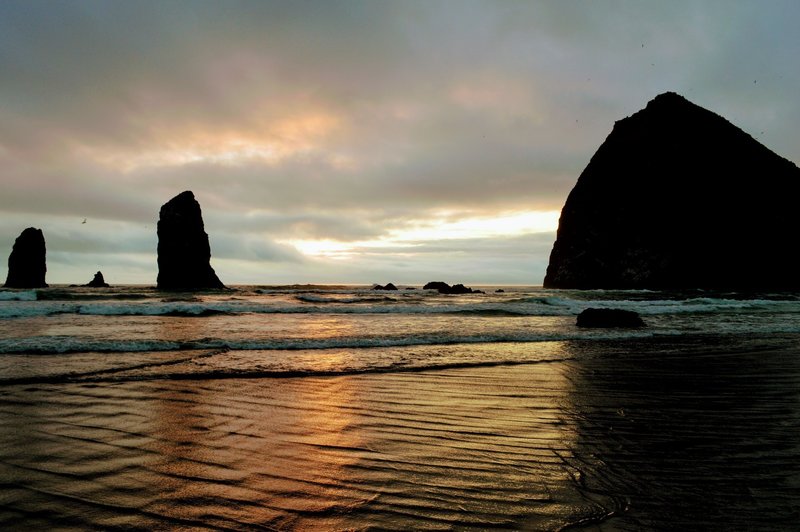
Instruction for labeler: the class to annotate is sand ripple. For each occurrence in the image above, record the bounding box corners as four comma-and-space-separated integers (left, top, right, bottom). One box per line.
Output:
1, 343, 798, 530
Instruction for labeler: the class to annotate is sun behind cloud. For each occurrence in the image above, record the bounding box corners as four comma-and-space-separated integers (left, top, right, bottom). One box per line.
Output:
282, 210, 560, 260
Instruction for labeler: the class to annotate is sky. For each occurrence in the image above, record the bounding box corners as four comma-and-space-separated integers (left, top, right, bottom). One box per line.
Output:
1, 1, 799, 286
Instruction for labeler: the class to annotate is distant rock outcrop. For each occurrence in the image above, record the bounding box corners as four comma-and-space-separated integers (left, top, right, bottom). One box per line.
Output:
423, 281, 484, 294
576, 308, 645, 328
157, 191, 225, 290
544, 92, 800, 290
423, 281, 450, 292
372, 283, 398, 291
85, 271, 110, 288
4, 227, 47, 288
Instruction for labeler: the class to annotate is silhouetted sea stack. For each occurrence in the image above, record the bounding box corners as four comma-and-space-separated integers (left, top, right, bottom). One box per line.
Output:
157, 191, 225, 290
4, 227, 47, 288
85, 271, 110, 288
544, 92, 800, 290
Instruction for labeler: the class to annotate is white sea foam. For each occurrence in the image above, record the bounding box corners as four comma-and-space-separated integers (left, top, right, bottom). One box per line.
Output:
0, 329, 657, 354
2, 292, 800, 320
6, 318, 799, 355
2, 287, 799, 359
294, 294, 397, 304
0, 290, 37, 301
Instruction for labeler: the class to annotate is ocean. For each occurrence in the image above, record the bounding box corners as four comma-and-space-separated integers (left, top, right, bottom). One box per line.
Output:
1, 285, 799, 529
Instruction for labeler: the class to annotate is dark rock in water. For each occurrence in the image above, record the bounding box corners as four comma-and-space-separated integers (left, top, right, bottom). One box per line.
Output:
451, 283, 484, 294
4, 227, 47, 288
495, 289, 505, 293
372, 283, 398, 291
450, 284, 473, 294
576, 308, 645, 328
544, 92, 800, 290
423, 281, 483, 294
423, 281, 451, 292
85, 271, 110, 288
157, 191, 225, 290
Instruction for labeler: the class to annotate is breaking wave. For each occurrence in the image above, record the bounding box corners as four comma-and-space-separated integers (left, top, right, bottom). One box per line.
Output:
0, 290, 37, 301
294, 294, 397, 304
2, 294, 800, 320
0, 352, 574, 386
0, 330, 656, 355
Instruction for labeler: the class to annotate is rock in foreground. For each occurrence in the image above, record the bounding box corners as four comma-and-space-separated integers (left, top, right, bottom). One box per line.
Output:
85, 271, 110, 287
576, 308, 645, 328
157, 191, 225, 290
4, 227, 47, 288
544, 92, 800, 290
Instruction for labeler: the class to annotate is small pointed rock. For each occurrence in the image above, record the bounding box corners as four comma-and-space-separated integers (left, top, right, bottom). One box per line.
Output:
85, 271, 110, 288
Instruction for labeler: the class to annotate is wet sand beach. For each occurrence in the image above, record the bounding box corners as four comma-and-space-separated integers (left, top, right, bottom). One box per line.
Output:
1, 339, 798, 530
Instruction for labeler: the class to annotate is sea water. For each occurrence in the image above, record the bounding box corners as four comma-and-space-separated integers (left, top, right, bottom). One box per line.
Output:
2, 285, 799, 378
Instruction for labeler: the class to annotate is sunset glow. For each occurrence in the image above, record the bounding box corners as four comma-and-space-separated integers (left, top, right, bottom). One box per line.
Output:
85, 112, 342, 172
387, 211, 560, 242
283, 210, 559, 260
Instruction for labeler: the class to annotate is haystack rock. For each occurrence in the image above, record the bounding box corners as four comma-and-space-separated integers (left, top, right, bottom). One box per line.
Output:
85, 271, 110, 288
157, 191, 225, 290
544, 92, 800, 290
4, 227, 47, 288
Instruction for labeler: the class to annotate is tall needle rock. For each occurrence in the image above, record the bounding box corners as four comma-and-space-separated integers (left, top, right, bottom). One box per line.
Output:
4, 227, 48, 288
157, 191, 225, 290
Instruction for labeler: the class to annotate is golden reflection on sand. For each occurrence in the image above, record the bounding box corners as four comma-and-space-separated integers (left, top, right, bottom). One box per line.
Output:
0, 341, 603, 529
144, 372, 364, 528
326, 353, 586, 530
131, 340, 593, 529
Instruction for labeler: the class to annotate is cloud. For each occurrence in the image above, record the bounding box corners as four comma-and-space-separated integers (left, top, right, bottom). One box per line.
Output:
210, 232, 303, 263
1, 1, 799, 283
293, 232, 558, 285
